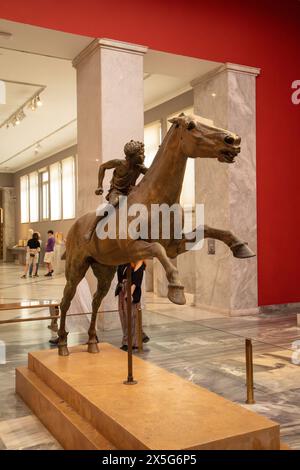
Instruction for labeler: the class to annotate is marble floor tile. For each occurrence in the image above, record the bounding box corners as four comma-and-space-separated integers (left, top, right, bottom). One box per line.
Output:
0, 263, 300, 449
0, 436, 6, 450
0, 415, 61, 450
23, 441, 63, 450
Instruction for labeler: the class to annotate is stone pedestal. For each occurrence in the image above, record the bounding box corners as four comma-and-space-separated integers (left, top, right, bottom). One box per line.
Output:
16, 344, 280, 450
73, 38, 147, 327
191, 63, 260, 315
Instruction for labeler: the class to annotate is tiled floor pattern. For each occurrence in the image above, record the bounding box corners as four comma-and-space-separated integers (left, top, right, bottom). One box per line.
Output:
0, 263, 299, 449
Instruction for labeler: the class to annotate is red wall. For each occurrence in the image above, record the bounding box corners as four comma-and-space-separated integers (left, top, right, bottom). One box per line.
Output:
1, 0, 300, 306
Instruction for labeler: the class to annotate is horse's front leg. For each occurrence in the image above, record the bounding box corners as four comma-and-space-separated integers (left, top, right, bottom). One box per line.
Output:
128, 240, 186, 305
204, 225, 255, 258
167, 225, 255, 259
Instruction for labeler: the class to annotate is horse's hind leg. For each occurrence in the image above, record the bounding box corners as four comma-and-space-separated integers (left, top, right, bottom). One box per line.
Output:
58, 259, 89, 356
87, 263, 116, 353
126, 240, 186, 305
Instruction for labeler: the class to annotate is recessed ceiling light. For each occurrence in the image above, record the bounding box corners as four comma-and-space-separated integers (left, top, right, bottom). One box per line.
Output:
0, 31, 12, 40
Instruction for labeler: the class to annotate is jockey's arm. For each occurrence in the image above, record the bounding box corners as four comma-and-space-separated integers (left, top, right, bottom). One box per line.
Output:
95, 159, 122, 195
139, 164, 148, 175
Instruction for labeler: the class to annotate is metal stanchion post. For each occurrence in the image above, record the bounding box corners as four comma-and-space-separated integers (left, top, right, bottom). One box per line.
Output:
245, 338, 255, 404
137, 308, 143, 353
124, 264, 137, 385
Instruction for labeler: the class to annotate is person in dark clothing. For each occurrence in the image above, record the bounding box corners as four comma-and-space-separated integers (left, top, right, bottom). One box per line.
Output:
116, 261, 150, 351
29, 231, 41, 277
21, 232, 40, 279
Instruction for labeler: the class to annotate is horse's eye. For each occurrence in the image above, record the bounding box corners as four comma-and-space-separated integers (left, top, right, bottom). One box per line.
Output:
187, 121, 196, 130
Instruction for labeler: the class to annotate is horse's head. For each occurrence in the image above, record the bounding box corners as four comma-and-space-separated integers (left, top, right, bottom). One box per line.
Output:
168, 113, 241, 164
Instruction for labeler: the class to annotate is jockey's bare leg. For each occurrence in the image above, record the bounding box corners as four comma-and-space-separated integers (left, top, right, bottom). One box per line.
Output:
107, 190, 121, 207
85, 190, 121, 240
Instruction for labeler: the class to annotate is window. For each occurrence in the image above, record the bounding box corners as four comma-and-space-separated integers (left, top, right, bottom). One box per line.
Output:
20, 156, 75, 223
20, 175, 29, 223
50, 162, 61, 221
40, 169, 49, 220
29, 172, 39, 222
62, 156, 75, 219
144, 121, 161, 168
167, 107, 195, 206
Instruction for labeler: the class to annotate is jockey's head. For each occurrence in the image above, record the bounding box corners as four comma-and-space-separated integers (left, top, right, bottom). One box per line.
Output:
124, 140, 145, 164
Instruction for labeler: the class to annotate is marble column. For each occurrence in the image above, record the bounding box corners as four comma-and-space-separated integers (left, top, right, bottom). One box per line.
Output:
2, 188, 16, 262
73, 38, 147, 329
73, 38, 147, 217
191, 63, 260, 316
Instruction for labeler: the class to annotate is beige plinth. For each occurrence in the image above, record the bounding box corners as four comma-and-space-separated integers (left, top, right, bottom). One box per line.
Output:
16, 344, 280, 450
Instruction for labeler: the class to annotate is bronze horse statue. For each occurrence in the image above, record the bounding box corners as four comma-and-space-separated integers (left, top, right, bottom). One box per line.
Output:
58, 114, 254, 356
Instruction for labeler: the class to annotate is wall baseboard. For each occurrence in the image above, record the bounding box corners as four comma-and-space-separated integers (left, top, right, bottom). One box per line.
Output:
259, 303, 300, 314
194, 302, 259, 317
195, 302, 300, 317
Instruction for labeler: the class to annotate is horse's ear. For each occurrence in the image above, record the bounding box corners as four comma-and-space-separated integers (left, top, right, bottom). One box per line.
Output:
168, 117, 179, 126
179, 112, 186, 117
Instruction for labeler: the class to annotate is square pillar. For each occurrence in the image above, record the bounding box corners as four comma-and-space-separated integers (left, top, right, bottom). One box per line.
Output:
1, 188, 15, 261
73, 38, 147, 217
192, 63, 260, 315
73, 39, 147, 329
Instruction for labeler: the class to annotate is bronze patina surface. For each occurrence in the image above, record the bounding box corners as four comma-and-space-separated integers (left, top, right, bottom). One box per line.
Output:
58, 114, 255, 356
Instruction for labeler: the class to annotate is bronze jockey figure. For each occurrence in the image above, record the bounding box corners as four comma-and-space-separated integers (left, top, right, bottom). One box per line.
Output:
87, 140, 148, 239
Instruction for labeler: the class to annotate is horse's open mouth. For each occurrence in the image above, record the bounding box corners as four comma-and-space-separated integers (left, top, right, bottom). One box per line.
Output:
218, 149, 239, 164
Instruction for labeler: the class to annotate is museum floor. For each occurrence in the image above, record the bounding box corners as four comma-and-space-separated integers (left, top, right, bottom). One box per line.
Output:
0, 263, 299, 450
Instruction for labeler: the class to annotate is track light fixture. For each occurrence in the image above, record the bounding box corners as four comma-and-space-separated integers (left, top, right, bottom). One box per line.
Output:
1, 90, 44, 130
36, 96, 43, 107
29, 100, 36, 111
34, 143, 41, 154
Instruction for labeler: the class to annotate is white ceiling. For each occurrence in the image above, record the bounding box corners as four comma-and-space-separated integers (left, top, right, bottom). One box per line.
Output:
0, 19, 92, 59
0, 48, 78, 172
144, 50, 219, 110
0, 19, 220, 173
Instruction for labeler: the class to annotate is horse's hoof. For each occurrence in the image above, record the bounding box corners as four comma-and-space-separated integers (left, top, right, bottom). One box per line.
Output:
168, 284, 186, 305
231, 242, 256, 259
58, 345, 69, 356
88, 342, 99, 353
